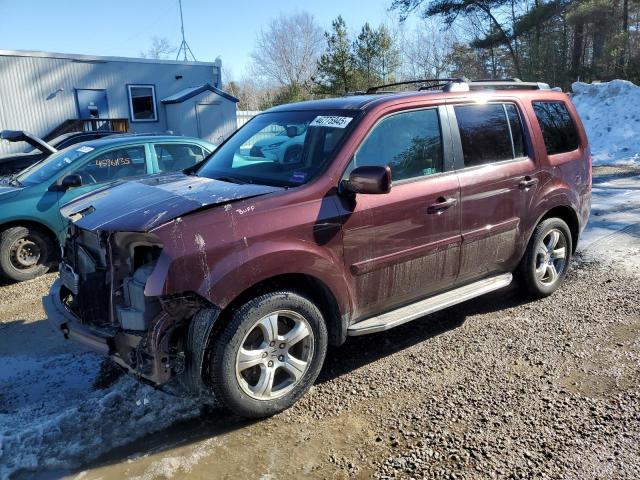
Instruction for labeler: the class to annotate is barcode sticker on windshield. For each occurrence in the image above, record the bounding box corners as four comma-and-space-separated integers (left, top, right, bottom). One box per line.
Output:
310, 116, 353, 128
77, 146, 94, 153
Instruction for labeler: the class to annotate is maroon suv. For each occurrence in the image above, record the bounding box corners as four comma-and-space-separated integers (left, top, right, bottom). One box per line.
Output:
45, 79, 591, 418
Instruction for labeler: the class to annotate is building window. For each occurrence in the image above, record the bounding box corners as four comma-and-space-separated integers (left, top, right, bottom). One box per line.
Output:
127, 85, 157, 122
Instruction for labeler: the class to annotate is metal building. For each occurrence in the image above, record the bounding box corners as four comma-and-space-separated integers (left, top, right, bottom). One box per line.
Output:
0, 49, 238, 155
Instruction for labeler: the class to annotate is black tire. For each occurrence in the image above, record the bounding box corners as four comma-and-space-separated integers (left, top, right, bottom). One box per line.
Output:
517, 218, 572, 298
209, 291, 327, 418
0, 226, 55, 282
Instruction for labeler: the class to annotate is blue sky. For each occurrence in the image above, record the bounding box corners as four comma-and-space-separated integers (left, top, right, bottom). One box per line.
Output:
0, 0, 406, 77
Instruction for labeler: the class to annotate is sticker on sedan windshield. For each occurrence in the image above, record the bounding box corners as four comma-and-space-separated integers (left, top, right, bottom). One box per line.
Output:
77, 146, 94, 153
309, 116, 353, 128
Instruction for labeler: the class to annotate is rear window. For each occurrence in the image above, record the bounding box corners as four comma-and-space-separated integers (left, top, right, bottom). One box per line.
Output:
155, 143, 207, 172
532, 101, 580, 155
454, 103, 526, 168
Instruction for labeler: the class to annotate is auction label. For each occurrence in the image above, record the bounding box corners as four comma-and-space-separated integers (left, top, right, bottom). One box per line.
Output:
310, 116, 353, 128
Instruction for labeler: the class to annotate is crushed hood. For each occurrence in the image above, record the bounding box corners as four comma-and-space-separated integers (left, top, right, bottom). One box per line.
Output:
61, 172, 283, 232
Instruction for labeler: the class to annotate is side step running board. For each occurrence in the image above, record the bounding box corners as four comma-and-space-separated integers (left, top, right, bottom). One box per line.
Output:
347, 273, 513, 336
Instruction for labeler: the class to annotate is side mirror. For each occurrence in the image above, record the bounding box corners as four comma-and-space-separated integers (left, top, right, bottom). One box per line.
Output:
59, 173, 83, 190
342, 165, 392, 195
285, 125, 299, 138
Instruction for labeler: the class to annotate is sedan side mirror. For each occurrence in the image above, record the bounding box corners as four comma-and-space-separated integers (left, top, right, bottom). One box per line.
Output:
342, 165, 392, 195
59, 173, 83, 190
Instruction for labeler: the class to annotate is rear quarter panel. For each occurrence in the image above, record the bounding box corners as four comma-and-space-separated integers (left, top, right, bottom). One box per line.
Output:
522, 92, 592, 234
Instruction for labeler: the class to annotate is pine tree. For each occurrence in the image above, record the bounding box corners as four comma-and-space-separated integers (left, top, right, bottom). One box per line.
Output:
355, 23, 379, 88
315, 16, 357, 94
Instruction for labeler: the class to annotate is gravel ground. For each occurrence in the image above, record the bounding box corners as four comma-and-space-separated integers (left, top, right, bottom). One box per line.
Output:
45, 257, 639, 480
1, 166, 639, 479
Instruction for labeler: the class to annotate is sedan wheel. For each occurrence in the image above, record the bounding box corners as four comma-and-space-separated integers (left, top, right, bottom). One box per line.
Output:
0, 226, 53, 282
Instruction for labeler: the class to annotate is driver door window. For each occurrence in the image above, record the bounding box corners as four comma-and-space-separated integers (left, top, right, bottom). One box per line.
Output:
351, 108, 443, 181
74, 146, 147, 184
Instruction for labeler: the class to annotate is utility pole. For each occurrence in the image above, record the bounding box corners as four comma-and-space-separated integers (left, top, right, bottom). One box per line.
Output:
175, 0, 196, 62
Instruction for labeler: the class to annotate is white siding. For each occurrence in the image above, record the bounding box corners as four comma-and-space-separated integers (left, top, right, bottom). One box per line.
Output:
0, 51, 221, 155
164, 90, 237, 143
237, 110, 261, 128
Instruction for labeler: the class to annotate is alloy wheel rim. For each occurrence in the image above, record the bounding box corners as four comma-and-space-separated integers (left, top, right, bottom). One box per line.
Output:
235, 310, 314, 401
535, 228, 567, 286
9, 236, 42, 270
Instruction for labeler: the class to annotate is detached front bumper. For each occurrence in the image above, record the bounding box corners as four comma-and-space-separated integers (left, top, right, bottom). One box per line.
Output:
43, 278, 111, 354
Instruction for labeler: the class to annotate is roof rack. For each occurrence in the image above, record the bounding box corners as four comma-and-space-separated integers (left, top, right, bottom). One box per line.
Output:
364, 77, 551, 94
366, 78, 468, 94
465, 79, 551, 91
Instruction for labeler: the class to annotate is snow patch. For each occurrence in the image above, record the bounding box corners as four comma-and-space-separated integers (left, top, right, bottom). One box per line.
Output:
579, 171, 640, 275
0, 351, 203, 479
571, 80, 640, 166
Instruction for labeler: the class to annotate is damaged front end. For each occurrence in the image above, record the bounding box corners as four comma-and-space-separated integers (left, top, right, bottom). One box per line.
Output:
45, 224, 214, 388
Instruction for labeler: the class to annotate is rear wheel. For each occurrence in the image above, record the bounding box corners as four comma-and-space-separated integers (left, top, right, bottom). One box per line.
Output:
209, 291, 327, 418
517, 218, 572, 298
0, 226, 55, 282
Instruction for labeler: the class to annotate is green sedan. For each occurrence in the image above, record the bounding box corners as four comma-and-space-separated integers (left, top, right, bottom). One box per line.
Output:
0, 135, 215, 282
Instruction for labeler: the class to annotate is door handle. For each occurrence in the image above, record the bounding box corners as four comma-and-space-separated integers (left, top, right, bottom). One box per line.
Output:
519, 176, 538, 190
427, 196, 458, 214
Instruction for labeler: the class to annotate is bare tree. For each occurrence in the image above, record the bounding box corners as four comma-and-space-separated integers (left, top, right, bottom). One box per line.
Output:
401, 19, 457, 79
140, 37, 177, 60
223, 74, 277, 111
251, 12, 324, 93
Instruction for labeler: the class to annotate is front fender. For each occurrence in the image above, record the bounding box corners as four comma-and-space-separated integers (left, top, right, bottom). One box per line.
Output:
146, 238, 353, 318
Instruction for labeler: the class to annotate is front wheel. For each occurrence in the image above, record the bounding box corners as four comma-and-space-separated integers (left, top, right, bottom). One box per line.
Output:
517, 218, 572, 298
0, 226, 55, 282
209, 291, 327, 418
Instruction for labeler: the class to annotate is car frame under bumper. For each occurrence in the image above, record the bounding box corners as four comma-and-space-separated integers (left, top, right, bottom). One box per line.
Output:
43, 278, 111, 354
43, 278, 201, 389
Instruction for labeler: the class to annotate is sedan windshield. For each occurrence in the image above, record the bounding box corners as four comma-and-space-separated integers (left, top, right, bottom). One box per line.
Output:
197, 110, 358, 187
16, 144, 94, 186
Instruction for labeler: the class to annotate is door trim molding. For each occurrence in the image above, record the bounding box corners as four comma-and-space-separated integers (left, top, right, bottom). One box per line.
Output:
462, 217, 520, 242
350, 234, 462, 276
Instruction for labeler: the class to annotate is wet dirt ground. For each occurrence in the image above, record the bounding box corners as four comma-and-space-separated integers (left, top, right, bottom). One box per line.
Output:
1, 166, 639, 479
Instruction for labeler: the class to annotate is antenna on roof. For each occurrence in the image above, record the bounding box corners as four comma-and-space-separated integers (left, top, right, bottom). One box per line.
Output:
175, 0, 196, 62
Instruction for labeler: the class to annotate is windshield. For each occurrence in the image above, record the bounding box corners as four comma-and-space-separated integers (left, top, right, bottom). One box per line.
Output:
17, 144, 95, 186
197, 110, 358, 187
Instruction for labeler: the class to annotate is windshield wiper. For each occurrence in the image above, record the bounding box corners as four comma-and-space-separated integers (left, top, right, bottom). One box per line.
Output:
215, 176, 249, 185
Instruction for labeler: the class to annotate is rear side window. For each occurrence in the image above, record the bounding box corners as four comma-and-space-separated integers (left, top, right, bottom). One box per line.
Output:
155, 143, 207, 172
532, 101, 580, 155
353, 108, 443, 181
454, 103, 526, 167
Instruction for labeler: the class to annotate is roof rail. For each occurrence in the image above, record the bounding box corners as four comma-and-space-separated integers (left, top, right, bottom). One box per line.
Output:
467, 80, 551, 91
366, 78, 468, 94
364, 77, 552, 95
